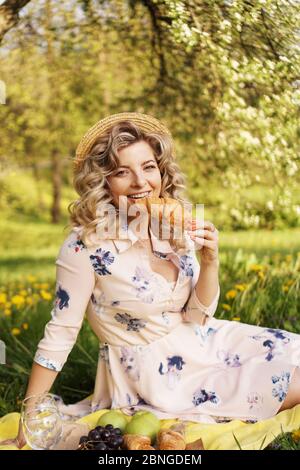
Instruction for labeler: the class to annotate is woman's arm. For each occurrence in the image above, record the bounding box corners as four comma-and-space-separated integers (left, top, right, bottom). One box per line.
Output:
0, 231, 95, 448
182, 219, 220, 325
19, 362, 59, 448
194, 259, 220, 307
25, 362, 59, 398
0, 362, 59, 448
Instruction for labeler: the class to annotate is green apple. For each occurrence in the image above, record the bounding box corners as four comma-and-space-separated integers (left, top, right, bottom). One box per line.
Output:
97, 410, 128, 433
132, 411, 160, 432
125, 412, 160, 444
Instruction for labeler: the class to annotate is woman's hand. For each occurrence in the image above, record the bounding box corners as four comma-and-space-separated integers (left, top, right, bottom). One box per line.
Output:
187, 219, 219, 265
0, 419, 26, 449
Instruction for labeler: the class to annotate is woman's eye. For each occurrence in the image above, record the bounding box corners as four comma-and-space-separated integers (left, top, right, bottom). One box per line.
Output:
144, 165, 157, 170
115, 165, 156, 177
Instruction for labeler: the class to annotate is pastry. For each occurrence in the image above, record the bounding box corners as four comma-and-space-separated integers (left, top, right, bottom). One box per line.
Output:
134, 196, 190, 237
122, 434, 155, 450
156, 429, 186, 450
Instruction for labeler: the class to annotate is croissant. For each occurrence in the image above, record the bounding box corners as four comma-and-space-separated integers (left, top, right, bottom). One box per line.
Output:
156, 429, 186, 450
135, 196, 190, 237
122, 434, 155, 450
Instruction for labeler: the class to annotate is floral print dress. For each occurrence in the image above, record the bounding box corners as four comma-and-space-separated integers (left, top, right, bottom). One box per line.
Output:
34, 225, 300, 424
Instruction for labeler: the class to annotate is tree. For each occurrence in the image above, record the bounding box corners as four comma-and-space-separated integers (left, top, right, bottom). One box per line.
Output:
0, 0, 299, 228
0, 0, 31, 43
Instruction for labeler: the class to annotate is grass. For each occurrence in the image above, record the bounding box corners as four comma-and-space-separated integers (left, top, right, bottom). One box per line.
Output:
0, 216, 300, 449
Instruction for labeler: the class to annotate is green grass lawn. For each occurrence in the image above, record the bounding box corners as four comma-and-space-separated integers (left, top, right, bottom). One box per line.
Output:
0, 217, 300, 449
1, 215, 300, 282
0, 217, 69, 283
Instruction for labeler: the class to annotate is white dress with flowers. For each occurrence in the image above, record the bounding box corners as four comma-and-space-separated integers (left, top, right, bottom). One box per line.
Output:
34, 226, 300, 424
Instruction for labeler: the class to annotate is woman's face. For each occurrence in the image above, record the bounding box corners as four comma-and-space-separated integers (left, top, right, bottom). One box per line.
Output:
107, 140, 162, 208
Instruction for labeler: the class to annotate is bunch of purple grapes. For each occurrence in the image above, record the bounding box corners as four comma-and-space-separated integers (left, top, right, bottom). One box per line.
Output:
77, 424, 124, 450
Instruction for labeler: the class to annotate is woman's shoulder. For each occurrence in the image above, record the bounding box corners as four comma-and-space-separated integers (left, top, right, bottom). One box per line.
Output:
59, 226, 85, 250
55, 228, 87, 264
59, 225, 114, 256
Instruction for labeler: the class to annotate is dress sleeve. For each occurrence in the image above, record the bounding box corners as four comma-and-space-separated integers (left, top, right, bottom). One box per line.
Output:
33, 232, 95, 372
182, 252, 220, 326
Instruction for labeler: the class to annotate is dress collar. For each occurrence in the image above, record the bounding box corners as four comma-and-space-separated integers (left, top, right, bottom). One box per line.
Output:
112, 224, 176, 255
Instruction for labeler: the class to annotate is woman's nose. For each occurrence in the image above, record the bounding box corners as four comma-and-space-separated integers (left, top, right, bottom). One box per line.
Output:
131, 172, 147, 187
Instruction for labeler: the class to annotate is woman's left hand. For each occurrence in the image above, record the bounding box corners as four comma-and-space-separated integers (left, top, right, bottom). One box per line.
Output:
187, 219, 219, 265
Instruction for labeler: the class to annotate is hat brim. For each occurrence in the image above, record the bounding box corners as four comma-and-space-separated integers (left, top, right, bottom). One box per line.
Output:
74, 112, 173, 170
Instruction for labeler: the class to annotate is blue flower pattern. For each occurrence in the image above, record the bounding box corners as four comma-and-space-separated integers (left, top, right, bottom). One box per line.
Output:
99, 343, 111, 374
271, 371, 290, 402
249, 328, 291, 362
217, 349, 242, 368
192, 388, 220, 406
68, 237, 86, 253
193, 325, 217, 346
132, 266, 155, 303
61, 235, 299, 422
90, 249, 115, 275
159, 355, 186, 390
34, 353, 61, 372
90, 291, 106, 317
114, 312, 147, 332
54, 285, 70, 310
179, 255, 194, 277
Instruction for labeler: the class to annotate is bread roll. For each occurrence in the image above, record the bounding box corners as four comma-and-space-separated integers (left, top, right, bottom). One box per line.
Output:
134, 196, 188, 238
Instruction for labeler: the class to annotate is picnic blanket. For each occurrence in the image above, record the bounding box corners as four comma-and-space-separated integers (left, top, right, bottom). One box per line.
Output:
1, 404, 300, 450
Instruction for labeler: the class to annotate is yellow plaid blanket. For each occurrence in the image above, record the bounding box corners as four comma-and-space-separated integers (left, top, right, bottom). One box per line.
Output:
1, 405, 300, 450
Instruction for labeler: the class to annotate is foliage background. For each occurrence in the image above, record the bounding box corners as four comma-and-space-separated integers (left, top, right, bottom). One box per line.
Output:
0, 0, 300, 448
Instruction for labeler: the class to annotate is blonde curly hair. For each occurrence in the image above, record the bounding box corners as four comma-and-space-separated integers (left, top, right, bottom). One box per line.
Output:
67, 120, 191, 251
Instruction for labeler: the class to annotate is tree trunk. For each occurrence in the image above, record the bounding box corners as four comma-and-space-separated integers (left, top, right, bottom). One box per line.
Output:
0, 0, 31, 43
32, 162, 46, 212
50, 149, 61, 224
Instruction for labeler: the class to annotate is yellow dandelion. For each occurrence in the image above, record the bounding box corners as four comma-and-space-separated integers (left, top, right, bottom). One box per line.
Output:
258, 271, 265, 280
285, 255, 292, 262
39, 283, 50, 290
221, 303, 231, 311
11, 295, 25, 306
4, 309, 11, 316
11, 328, 21, 336
249, 264, 262, 271
0, 293, 7, 304
225, 289, 237, 300
292, 429, 300, 443
27, 275, 37, 283
22, 323, 29, 330
40, 290, 52, 301
26, 297, 34, 305
286, 280, 294, 287
234, 284, 247, 292
19, 289, 28, 297
232, 317, 241, 322
249, 264, 264, 272
282, 286, 289, 293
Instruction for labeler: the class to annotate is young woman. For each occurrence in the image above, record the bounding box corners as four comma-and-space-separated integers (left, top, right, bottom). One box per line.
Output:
2, 112, 300, 448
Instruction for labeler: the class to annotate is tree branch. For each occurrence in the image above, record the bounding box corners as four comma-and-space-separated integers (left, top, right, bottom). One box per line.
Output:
0, 0, 31, 43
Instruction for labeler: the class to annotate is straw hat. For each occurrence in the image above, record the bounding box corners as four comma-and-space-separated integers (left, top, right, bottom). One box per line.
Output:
74, 112, 174, 171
